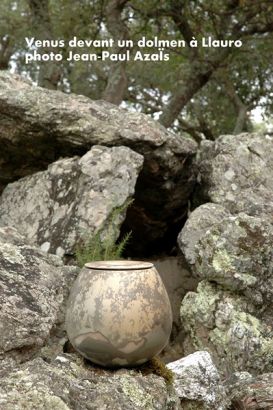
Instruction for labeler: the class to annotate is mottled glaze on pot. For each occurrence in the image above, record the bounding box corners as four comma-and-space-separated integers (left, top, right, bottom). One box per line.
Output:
65, 260, 173, 367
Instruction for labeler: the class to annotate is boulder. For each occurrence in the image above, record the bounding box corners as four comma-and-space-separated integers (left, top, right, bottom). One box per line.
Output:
178, 203, 229, 266
0, 354, 180, 409
0, 145, 143, 256
0, 71, 197, 254
167, 351, 229, 409
179, 204, 273, 306
0, 226, 79, 374
197, 133, 273, 219
181, 281, 273, 375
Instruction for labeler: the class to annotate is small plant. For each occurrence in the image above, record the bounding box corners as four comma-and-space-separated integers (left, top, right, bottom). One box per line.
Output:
75, 199, 133, 267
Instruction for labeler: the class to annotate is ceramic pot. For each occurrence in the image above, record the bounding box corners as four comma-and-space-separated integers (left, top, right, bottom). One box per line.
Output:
65, 260, 172, 367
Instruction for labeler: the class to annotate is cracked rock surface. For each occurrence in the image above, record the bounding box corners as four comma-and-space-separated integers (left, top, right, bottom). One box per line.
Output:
228, 371, 273, 409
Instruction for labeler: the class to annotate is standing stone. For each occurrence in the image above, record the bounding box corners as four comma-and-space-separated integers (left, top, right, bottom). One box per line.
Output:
0, 145, 143, 256
178, 203, 229, 266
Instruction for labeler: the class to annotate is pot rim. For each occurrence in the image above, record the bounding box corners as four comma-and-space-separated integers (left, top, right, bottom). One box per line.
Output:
84, 260, 154, 270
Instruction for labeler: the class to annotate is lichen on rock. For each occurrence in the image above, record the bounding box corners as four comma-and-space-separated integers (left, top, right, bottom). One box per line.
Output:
180, 205, 273, 306
178, 133, 273, 375
197, 133, 273, 218
0, 354, 180, 410
228, 371, 273, 409
181, 281, 273, 374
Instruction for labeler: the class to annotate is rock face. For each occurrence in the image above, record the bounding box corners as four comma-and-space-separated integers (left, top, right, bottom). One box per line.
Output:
179, 205, 273, 306
181, 281, 273, 374
197, 133, 273, 218
167, 351, 229, 409
0, 226, 79, 374
178, 133, 273, 374
0, 354, 179, 410
0, 145, 143, 256
178, 203, 229, 267
0, 71, 197, 254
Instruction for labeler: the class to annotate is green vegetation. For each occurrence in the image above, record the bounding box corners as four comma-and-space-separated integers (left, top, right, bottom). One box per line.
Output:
75, 199, 133, 267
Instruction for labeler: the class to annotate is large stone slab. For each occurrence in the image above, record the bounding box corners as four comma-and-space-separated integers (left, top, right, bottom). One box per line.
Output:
0, 145, 143, 256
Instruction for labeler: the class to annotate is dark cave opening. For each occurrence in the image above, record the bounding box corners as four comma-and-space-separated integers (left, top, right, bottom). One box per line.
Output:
117, 203, 188, 259
116, 151, 196, 259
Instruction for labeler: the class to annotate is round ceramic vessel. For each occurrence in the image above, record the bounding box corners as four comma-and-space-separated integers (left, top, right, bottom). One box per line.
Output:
65, 260, 173, 367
